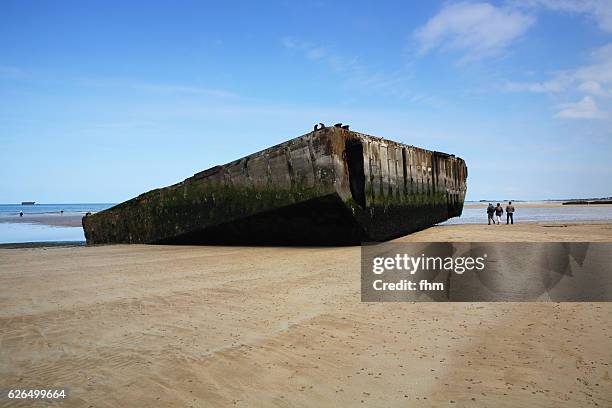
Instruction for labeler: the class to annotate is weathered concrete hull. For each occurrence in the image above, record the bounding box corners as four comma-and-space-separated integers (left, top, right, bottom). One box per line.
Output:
83, 127, 467, 245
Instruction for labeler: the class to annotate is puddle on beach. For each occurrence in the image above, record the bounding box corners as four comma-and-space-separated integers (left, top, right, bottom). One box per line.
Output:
0, 222, 85, 244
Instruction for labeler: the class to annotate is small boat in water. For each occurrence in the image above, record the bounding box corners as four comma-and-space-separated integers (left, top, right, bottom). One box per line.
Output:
21, 201, 35, 205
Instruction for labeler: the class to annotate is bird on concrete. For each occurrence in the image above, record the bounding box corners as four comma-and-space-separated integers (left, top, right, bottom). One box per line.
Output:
341, 125, 350, 130
313, 123, 326, 131
334, 123, 343, 128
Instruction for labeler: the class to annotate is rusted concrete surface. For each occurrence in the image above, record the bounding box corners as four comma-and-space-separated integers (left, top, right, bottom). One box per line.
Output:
82, 126, 467, 245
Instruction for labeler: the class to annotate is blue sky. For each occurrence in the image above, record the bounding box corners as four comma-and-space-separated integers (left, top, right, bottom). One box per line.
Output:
1, 0, 611, 202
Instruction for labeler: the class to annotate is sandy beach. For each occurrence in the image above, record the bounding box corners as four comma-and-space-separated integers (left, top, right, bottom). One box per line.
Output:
1, 222, 611, 407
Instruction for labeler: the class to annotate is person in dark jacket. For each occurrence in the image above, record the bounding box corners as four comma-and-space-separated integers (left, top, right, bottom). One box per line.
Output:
486, 203, 495, 225
495, 203, 504, 225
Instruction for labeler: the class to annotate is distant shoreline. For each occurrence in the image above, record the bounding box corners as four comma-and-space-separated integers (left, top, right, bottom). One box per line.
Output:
562, 199, 612, 205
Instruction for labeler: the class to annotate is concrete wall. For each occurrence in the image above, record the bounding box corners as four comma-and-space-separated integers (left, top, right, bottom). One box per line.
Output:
343, 132, 466, 241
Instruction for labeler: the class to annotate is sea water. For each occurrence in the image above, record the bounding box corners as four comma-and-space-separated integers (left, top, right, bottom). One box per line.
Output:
0, 222, 87, 244
0, 203, 114, 244
0, 203, 113, 217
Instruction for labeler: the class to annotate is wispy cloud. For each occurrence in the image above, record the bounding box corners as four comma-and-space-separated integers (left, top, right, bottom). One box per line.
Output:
281, 37, 360, 72
130, 83, 239, 98
414, 2, 535, 61
516, 0, 612, 33
577, 80, 611, 97
0, 65, 26, 79
79, 78, 240, 99
555, 96, 607, 119
504, 73, 573, 93
503, 43, 612, 119
574, 44, 612, 91
281, 36, 447, 108
505, 43, 612, 96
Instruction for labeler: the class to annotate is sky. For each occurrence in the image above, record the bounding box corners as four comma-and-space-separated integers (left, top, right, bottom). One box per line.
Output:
1, 0, 611, 203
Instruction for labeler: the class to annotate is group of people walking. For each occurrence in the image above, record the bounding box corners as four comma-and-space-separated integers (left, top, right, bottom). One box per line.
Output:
487, 201, 515, 225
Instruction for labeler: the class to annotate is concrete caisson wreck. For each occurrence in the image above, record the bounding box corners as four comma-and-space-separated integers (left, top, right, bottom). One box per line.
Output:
82, 125, 467, 245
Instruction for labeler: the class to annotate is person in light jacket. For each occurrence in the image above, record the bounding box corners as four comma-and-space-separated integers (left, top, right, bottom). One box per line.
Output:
495, 203, 503, 225
506, 201, 515, 224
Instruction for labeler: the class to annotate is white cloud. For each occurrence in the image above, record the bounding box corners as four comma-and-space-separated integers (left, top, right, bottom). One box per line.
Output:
414, 2, 535, 60
555, 96, 607, 119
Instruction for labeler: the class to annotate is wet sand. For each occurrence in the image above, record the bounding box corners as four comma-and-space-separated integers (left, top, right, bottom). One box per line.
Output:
0, 213, 83, 227
1, 223, 611, 407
